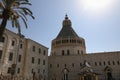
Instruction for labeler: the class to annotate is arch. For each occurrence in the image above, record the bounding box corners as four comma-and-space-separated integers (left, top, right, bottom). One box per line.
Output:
104, 66, 113, 80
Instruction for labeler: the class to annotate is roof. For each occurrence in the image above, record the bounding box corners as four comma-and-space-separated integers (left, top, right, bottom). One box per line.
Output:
56, 15, 79, 39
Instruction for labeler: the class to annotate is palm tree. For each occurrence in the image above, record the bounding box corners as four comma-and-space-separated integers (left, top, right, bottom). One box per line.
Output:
0, 0, 34, 39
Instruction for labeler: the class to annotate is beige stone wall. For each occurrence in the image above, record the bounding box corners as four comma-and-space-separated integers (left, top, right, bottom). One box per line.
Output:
24, 39, 48, 80
0, 29, 48, 80
51, 46, 86, 56
48, 51, 120, 80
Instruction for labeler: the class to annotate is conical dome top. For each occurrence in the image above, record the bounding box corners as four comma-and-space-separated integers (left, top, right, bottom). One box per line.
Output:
56, 15, 79, 39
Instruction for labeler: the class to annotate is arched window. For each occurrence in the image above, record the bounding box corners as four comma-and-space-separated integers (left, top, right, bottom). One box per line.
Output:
104, 66, 113, 80
0, 37, 5, 43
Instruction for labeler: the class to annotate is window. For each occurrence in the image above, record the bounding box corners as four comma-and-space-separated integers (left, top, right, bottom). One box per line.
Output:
39, 48, 41, 53
77, 50, 80, 55
9, 52, 13, 61
99, 62, 102, 66
117, 61, 120, 65
7, 67, 11, 74
113, 61, 115, 65
11, 40, 15, 46
18, 55, 21, 62
38, 69, 40, 73
72, 63, 74, 67
67, 50, 70, 55
32, 46, 35, 52
81, 50, 83, 54
104, 61, 106, 65
57, 64, 59, 68
0, 50, 3, 59
43, 60, 45, 65
50, 64, 52, 68
43, 50, 46, 55
65, 64, 66, 67
38, 59, 40, 64
43, 69, 45, 73
0, 37, 5, 43
62, 50, 64, 55
20, 44, 23, 49
32, 57, 34, 63
17, 68, 20, 74
80, 63, 82, 66
95, 62, 97, 66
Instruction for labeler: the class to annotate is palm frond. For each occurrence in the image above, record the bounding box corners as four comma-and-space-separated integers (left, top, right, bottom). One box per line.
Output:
15, 1, 32, 5
19, 15, 28, 28
18, 11, 27, 21
15, 19, 21, 34
19, 7, 33, 15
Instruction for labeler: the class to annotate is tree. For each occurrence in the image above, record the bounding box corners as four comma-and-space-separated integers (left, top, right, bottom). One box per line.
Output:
0, 0, 35, 39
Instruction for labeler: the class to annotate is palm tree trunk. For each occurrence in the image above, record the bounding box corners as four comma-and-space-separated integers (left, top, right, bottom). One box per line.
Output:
0, 9, 9, 40
0, 18, 8, 40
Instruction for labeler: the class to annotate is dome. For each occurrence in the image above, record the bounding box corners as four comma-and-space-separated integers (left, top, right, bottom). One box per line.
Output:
62, 14, 72, 27
56, 15, 79, 39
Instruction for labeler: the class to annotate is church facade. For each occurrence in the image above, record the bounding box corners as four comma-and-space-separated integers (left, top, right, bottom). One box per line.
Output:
48, 15, 120, 80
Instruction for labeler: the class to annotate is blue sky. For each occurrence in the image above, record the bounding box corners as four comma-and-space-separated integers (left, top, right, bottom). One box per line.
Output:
7, 0, 120, 54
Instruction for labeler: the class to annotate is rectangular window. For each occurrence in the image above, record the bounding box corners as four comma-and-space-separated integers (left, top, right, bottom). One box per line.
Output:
0, 50, 3, 59
117, 61, 120, 65
43, 69, 45, 73
72, 63, 74, 67
80, 63, 82, 66
50, 64, 52, 68
18, 55, 21, 62
20, 44, 23, 49
113, 61, 115, 65
65, 64, 66, 67
57, 64, 59, 68
95, 62, 97, 66
104, 61, 106, 65
11, 40, 15, 46
32, 57, 34, 63
7, 67, 11, 74
39, 48, 41, 53
9, 52, 13, 61
62, 50, 64, 55
32, 46, 35, 52
38, 59, 40, 64
43, 50, 46, 55
17, 68, 20, 74
43, 60, 45, 65
38, 69, 40, 73
99, 62, 102, 66
77, 50, 80, 54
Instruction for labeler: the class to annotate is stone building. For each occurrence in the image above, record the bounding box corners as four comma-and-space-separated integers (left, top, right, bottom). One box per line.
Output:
48, 15, 120, 80
0, 15, 120, 80
0, 29, 48, 80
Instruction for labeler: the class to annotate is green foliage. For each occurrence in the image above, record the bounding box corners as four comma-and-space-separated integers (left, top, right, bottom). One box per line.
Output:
0, 0, 35, 36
